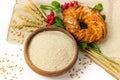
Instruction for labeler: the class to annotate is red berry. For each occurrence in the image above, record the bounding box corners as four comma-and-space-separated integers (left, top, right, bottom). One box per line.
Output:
61, 5, 66, 10
64, 3, 69, 7
65, 3, 69, 8
46, 23, 51, 27
47, 15, 54, 21
68, 2, 74, 7
73, 1, 78, 5
47, 15, 51, 20
50, 12, 54, 16
61, 3, 69, 10
49, 20, 54, 25
50, 16, 54, 20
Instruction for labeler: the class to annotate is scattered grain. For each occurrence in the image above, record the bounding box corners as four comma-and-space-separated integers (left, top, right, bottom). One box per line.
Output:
15, 64, 17, 67
22, 35, 24, 38
65, 51, 93, 79
13, 39, 16, 41
84, 66, 87, 69
13, 33, 16, 36
5, 53, 7, 55
84, 57, 87, 59
89, 59, 92, 65
78, 76, 80, 78
70, 74, 74, 78
17, 54, 19, 57
5, 77, 7, 79
84, 54, 88, 57
6, 60, 10, 62
2, 59, 4, 63
81, 71, 84, 74
86, 61, 89, 64
79, 58, 81, 61
72, 68, 75, 71
76, 73, 78, 76
16, 76, 18, 79
68, 70, 71, 73
21, 39, 24, 44
78, 69, 81, 71
19, 49, 22, 51
16, 32, 19, 34
12, 61, 14, 63
12, 75, 15, 78
83, 62, 87, 65
79, 62, 81, 65
12, 69, 14, 71
20, 58, 23, 61
17, 40, 20, 43
17, 32, 21, 36
75, 70, 78, 72
11, 54, 14, 56
0, 53, 24, 79
10, 31, 13, 33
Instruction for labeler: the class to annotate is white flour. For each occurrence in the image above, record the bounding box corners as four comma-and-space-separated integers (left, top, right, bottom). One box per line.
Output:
28, 31, 76, 71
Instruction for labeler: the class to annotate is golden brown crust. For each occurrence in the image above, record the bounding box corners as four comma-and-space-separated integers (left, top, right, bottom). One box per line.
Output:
63, 6, 107, 43
24, 27, 78, 76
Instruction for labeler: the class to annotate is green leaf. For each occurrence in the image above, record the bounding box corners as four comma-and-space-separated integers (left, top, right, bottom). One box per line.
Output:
53, 16, 65, 29
40, 5, 55, 11
40, 1, 62, 12
94, 3, 103, 12
54, 17, 62, 23
53, 23, 65, 29
51, 1, 60, 8
58, 7, 63, 12
78, 42, 87, 49
88, 43, 101, 53
101, 14, 106, 20
40, 5, 49, 10
55, 7, 63, 12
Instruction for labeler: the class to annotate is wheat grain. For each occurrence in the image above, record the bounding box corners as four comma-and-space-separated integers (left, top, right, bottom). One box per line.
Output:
10, 0, 47, 32
10, 22, 45, 28
28, 0, 47, 19
17, 15, 43, 25
22, 5, 44, 21
24, 27, 38, 32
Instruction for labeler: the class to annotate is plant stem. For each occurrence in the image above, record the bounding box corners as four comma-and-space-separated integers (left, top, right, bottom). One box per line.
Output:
83, 48, 120, 80
87, 46, 120, 72
29, 0, 47, 19
86, 49, 118, 73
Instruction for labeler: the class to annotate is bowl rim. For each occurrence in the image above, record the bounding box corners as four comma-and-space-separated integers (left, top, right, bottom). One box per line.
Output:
24, 27, 78, 76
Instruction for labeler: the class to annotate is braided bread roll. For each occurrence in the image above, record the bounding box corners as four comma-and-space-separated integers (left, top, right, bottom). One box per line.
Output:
63, 6, 107, 43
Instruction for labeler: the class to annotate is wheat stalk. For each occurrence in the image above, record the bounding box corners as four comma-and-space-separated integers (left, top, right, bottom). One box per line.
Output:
24, 27, 38, 32
22, 5, 44, 21
28, 0, 47, 19
10, 0, 47, 32
9, 22, 45, 29
17, 15, 43, 25
83, 47, 120, 80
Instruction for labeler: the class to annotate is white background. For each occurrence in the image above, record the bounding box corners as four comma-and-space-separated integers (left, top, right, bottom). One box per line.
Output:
0, 0, 116, 80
